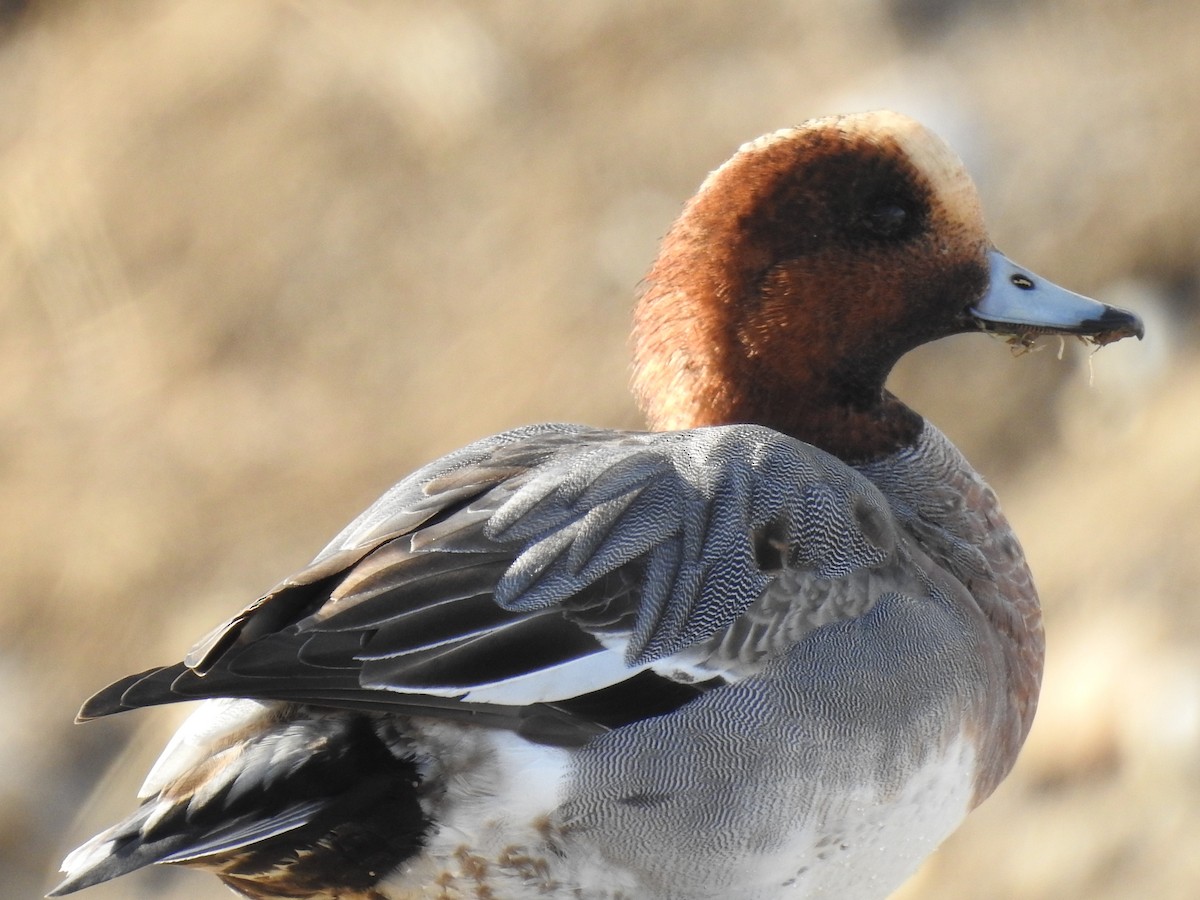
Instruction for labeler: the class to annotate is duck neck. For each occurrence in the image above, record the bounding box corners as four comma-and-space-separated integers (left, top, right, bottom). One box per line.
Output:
722, 385, 925, 465
631, 210, 928, 464
632, 299, 924, 463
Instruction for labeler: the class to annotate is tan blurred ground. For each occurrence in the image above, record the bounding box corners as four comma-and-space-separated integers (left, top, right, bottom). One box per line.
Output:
3, 1, 1198, 897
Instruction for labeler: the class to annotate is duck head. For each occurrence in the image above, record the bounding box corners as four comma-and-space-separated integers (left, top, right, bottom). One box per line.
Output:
632, 110, 1143, 461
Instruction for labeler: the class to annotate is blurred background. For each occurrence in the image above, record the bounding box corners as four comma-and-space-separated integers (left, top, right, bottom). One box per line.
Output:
3, 0, 1198, 897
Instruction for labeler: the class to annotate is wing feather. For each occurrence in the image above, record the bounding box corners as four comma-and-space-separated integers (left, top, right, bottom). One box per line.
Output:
83, 423, 918, 738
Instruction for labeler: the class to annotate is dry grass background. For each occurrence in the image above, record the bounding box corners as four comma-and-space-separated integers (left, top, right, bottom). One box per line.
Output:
3, 0, 1198, 897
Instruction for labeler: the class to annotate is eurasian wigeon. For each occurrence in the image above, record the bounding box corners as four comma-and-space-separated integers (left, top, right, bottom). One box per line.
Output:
52, 110, 1142, 900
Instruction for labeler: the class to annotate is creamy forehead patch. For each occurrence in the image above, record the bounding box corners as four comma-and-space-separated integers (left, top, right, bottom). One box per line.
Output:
700, 111, 984, 229
832, 111, 984, 232
852, 111, 982, 226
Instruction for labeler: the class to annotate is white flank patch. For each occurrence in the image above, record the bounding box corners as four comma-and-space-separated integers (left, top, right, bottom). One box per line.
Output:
380, 726, 578, 897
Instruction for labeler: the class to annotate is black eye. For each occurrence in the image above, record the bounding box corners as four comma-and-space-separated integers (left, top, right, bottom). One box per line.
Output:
861, 203, 910, 239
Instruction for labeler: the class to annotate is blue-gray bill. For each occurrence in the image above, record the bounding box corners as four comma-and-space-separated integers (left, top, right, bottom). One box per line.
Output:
971, 249, 1144, 346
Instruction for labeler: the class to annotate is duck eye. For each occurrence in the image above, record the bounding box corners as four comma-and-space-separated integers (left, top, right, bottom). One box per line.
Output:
862, 203, 910, 239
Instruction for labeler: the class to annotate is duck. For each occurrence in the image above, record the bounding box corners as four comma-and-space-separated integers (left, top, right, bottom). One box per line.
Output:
51, 110, 1143, 900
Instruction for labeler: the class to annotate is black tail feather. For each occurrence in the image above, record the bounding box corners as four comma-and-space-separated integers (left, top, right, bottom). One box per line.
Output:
52, 713, 430, 897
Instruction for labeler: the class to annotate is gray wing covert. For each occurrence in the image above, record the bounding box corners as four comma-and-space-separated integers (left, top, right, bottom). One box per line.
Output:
80, 423, 907, 735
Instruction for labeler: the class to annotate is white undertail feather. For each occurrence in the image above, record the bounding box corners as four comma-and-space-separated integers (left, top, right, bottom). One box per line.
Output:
139, 698, 277, 797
